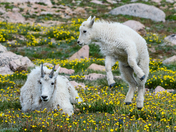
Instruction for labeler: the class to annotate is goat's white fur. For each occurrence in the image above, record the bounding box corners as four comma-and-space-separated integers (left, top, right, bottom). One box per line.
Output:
20, 65, 82, 116
77, 16, 149, 108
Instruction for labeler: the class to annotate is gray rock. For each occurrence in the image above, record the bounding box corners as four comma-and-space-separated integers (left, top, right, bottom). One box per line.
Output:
56, 64, 75, 75
162, 55, 176, 64
123, 20, 146, 36
2, 12, 25, 23
84, 73, 106, 81
69, 45, 89, 61
0, 0, 52, 6
69, 81, 85, 89
0, 66, 13, 75
155, 86, 165, 94
109, 3, 165, 22
0, 51, 35, 73
0, 7, 6, 14
87, 63, 105, 71
9, 57, 35, 72
164, 34, 176, 46
0, 44, 7, 53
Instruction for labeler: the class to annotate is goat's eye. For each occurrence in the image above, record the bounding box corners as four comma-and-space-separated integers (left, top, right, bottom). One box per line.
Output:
51, 82, 54, 85
38, 81, 42, 84
83, 30, 87, 33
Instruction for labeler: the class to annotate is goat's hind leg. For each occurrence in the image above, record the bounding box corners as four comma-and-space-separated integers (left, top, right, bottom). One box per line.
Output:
119, 62, 137, 105
126, 47, 145, 81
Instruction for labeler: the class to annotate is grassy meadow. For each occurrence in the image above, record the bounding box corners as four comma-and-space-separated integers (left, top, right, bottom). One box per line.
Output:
0, 0, 176, 131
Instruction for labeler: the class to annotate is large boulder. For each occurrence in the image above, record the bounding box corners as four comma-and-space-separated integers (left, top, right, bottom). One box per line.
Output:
9, 57, 35, 72
0, 44, 7, 53
0, 66, 13, 75
109, 3, 165, 22
0, 51, 35, 73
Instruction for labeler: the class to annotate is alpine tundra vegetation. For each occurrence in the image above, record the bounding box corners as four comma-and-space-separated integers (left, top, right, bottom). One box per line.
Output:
0, 0, 176, 131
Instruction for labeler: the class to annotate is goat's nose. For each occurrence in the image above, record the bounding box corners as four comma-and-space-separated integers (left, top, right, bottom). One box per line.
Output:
77, 41, 80, 44
41, 96, 48, 100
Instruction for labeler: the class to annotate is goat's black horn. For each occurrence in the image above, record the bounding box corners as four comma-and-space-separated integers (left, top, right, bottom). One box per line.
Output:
41, 62, 44, 78
49, 64, 55, 78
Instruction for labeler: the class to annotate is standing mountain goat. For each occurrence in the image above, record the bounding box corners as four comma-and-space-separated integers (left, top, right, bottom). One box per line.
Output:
77, 16, 149, 109
20, 63, 82, 116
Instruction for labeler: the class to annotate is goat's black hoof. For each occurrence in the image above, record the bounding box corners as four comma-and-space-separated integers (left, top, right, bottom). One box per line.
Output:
125, 102, 132, 105
140, 75, 145, 81
110, 83, 115, 88
137, 107, 142, 110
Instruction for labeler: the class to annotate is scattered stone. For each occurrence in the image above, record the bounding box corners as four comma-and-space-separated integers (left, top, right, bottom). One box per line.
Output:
43, 63, 53, 68
107, 0, 117, 4
155, 86, 175, 94
84, 73, 106, 81
70, 81, 85, 89
87, 63, 105, 71
12, 8, 20, 12
84, 73, 121, 81
166, 0, 176, 3
9, 57, 35, 72
151, 0, 161, 4
69, 45, 89, 61
74, 7, 87, 15
0, 0, 52, 6
155, 86, 165, 94
65, 7, 73, 16
167, 89, 175, 93
60, 67, 75, 75
40, 11, 61, 16
0, 66, 13, 75
2, 12, 25, 23
148, 47, 156, 53
91, 0, 104, 5
0, 51, 35, 72
0, 7, 6, 14
109, 3, 166, 22
0, 44, 7, 53
164, 34, 176, 46
37, 20, 65, 27
123, 20, 146, 36
55, 64, 75, 75
162, 55, 176, 64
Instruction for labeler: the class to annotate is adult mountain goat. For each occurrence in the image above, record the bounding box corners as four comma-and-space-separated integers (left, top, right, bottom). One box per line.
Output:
20, 63, 82, 116
77, 16, 149, 109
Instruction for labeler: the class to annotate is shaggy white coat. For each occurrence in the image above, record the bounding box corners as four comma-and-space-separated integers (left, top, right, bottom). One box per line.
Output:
20, 66, 82, 116
77, 16, 149, 108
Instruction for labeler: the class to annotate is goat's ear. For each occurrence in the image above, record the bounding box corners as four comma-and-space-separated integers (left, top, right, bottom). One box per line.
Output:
88, 16, 96, 28
87, 16, 92, 21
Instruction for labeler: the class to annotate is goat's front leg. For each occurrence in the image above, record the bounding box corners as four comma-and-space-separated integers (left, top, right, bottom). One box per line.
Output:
105, 56, 116, 88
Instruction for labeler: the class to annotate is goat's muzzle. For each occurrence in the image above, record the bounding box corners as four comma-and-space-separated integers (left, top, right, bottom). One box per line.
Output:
41, 96, 48, 101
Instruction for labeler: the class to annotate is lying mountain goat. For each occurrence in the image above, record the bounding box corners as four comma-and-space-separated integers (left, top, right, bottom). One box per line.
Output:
20, 63, 82, 116
77, 16, 149, 109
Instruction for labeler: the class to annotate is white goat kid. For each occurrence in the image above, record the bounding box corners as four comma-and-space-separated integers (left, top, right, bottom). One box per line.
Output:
77, 16, 149, 109
20, 63, 82, 116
